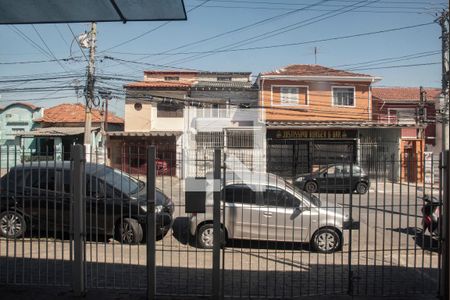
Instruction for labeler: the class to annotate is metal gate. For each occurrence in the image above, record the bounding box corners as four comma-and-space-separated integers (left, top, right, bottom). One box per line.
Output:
0, 144, 445, 299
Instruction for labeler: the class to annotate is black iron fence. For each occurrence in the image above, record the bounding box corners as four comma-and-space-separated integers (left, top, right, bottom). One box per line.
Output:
0, 144, 444, 298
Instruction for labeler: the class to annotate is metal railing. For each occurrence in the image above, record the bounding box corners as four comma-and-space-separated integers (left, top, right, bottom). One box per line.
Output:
0, 144, 445, 299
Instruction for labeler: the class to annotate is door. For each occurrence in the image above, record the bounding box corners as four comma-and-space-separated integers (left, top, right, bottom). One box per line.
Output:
317, 165, 345, 192
262, 186, 309, 242
223, 184, 263, 240
28, 168, 69, 234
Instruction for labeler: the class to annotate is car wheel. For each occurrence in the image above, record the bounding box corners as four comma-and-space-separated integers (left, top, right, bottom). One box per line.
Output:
115, 218, 143, 244
304, 181, 318, 193
196, 223, 225, 249
356, 182, 368, 194
311, 228, 341, 254
0, 211, 26, 239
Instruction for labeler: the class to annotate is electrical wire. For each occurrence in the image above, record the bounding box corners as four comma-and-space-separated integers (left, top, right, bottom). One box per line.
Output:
100, 0, 213, 52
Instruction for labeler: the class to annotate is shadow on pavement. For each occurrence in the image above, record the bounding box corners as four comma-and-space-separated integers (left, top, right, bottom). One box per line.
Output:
386, 227, 440, 253
0, 256, 439, 299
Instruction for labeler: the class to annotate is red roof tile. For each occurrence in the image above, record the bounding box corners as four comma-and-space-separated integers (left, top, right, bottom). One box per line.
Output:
372, 87, 441, 101
36, 103, 123, 124
0, 102, 40, 111
262, 64, 373, 78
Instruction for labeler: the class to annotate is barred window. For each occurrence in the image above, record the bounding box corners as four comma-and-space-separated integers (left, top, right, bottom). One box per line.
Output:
157, 103, 183, 118
333, 87, 355, 106
227, 130, 254, 149
195, 132, 224, 148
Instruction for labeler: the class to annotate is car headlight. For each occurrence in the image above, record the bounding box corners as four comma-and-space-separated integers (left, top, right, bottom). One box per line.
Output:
140, 205, 147, 212
155, 205, 164, 214
296, 177, 304, 182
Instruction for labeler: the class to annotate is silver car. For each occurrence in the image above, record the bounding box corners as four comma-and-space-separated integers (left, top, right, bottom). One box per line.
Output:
189, 172, 357, 253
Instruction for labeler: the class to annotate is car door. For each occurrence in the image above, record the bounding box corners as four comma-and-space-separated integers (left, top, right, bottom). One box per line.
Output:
223, 184, 264, 240
262, 186, 309, 242
324, 165, 345, 192
85, 174, 112, 237
28, 169, 65, 235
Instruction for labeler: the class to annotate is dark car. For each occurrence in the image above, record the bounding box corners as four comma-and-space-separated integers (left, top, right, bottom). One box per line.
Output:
294, 164, 370, 194
0, 162, 174, 244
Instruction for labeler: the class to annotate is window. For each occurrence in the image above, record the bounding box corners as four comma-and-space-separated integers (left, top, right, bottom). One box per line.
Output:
263, 187, 299, 208
30, 169, 56, 191
12, 128, 25, 132
273, 86, 308, 106
333, 87, 355, 106
217, 76, 232, 81
134, 102, 142, 111
195, 132, 224, 148
227, 130, 254, 149
280, 87, 299, 105
343, 164, 361, 175
224, 184, 256, 204
164, 76, 179, 81
157, 103, 183, 118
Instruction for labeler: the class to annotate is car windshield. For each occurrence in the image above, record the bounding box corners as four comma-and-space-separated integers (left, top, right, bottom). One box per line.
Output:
285, 181, 321, 207
93, 167, 142, 195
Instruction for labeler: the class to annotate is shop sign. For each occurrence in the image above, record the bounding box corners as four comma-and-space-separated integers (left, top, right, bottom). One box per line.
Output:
269, 129, 357, 140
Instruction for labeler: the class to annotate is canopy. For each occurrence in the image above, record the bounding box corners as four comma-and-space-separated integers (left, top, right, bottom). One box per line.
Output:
0, 0, 186, 24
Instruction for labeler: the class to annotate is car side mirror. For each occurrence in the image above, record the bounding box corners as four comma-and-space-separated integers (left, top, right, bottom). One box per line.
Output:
323, 172, 327, 178
291, 205, 308, 220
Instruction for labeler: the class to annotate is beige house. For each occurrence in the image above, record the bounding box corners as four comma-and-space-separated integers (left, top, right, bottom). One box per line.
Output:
108, 70, 260, 177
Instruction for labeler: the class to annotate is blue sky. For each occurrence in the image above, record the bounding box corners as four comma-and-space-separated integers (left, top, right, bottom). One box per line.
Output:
0, 0, 447, 116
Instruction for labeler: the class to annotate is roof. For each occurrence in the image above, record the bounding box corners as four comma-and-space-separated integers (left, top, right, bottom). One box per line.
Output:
266, 120, 421, 129
35, 103, 123, 124
372, 87, 441, 102
125, 81, 192, 89
193, 81, 256, 89
144, 70, 198, 75
262, 64, 373, 77
0, 102, 40, 111
107, 131, 182, 137
17, 126, 99, 137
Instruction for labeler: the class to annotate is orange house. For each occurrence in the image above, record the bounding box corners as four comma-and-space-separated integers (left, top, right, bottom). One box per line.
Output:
257, 64, 380, 178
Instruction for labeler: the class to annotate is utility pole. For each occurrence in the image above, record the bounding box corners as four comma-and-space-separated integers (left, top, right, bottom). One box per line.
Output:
84, 22, 97, 162
439, 9, 450, 300
439, 10, 449, 152
418, 86, 426, 138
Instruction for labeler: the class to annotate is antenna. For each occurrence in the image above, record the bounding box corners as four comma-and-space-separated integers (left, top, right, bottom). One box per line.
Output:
314, 46, 318, 64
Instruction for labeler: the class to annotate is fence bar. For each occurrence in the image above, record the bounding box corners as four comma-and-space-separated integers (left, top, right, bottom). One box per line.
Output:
147, 146, 156, 300
212, 149, 222, 300
441, 150, 450, 300
71, 144, 86, 296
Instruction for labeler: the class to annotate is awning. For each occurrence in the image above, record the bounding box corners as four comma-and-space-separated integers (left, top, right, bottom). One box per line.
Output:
107, 131, 182, 137
18, 127, 99, 137
266, 121, 423, 129
0, 0, 186, 24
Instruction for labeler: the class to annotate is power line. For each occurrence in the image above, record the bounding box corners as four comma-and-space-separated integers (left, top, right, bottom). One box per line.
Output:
347, 61, 441, 70
9, 25, 53, 59
0, 57, 79, 65
152, 22, 433, 56
100, 0, 213, 52
67, 24, 89, 62
163, 0, 380, 66
332, 50, 440, 68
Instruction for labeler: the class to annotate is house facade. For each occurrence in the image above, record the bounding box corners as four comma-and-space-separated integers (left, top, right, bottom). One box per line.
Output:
108, 70, 261, 177
258, 64, 380, 178
18, 103, 123, 162
371, 87, 440, 182
0, 102, 43, 167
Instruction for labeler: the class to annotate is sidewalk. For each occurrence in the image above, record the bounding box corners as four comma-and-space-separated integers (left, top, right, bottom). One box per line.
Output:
0, 286, 439, 300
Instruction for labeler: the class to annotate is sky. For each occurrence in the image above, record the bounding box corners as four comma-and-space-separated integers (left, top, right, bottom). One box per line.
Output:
0, 0, 447, 117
